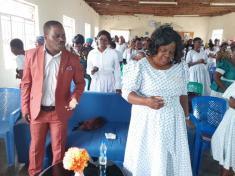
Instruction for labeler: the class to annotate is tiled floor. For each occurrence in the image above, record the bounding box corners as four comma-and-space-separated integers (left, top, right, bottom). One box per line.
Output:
0, 138, 220, 176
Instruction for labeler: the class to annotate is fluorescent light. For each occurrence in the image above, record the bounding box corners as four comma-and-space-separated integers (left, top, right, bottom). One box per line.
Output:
210, 3, 235, 6
139, 1, 178, 5
174, 15, 199, 17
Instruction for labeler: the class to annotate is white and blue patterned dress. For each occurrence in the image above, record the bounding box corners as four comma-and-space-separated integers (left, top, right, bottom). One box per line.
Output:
211, 82, 235, 171
122, 58, 192, 176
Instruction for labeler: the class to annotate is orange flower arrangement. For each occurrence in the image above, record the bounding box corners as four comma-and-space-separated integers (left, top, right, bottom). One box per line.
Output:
63, 147, 90, 173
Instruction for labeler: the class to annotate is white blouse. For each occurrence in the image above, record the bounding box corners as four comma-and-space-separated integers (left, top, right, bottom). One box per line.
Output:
186, 49, 208, 64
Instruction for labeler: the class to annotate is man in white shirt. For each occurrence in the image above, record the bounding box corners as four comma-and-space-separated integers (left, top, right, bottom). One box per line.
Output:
21, 21, 85, 176
10, 38, 25, 79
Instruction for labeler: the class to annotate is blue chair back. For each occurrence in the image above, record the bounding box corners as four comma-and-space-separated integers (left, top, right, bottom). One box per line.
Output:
68, 92, 131, 131
0, 88, 21, 166
0, 88, 20, 121
192, 96, 227, 128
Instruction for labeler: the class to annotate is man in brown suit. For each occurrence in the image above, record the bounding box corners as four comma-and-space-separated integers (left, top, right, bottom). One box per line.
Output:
21, 20, 85, 176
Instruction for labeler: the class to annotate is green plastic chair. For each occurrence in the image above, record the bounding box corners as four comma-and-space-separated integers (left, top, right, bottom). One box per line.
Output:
187, 82, 203, 95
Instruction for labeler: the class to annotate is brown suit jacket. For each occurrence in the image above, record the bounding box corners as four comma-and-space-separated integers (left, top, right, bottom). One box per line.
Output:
21, 46, 85, 120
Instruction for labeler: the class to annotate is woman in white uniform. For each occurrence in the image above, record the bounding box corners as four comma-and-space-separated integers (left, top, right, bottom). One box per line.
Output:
87, 30, 121, 93
211, 82, 235, 176
122, 25, 192, 176
186, 37, 211, 95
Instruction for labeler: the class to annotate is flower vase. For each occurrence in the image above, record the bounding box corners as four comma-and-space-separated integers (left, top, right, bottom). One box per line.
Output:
74, 171, 84, 176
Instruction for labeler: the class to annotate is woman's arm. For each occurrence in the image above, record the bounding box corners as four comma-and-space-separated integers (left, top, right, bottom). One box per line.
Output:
180, 95, 194, 128
128, 92, 164, 110
229, 96, 235, 109
188, 59, 205, 67
180, 95, 189, 117
214, 72, 226, 92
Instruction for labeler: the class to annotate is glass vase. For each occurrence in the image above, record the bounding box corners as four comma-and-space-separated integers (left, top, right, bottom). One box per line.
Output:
74, 171, 84, 176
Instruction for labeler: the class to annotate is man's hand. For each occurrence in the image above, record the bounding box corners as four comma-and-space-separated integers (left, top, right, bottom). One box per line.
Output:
65, 98, 78, 111
145, 96, 164, 110
24, 113, 31, 123
91, 66, 99, 75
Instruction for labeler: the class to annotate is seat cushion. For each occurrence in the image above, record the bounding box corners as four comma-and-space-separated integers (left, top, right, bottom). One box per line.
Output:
66, 122, 129, 164
0, 121, 10, 135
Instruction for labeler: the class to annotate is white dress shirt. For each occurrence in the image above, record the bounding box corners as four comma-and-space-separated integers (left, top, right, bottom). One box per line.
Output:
41, 51, 61, 106
16, 54, 25, 70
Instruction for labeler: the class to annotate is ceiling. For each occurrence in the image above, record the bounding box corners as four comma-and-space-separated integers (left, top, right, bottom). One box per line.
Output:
84, 0, 235, 16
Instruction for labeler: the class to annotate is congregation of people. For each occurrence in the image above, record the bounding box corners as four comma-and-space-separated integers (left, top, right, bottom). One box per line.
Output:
9, 20, 235, 176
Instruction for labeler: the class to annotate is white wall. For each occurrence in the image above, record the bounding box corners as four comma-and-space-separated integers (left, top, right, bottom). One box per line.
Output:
100, 15, 210, 41
0, 0, 99, 87
207, 12, 235, 41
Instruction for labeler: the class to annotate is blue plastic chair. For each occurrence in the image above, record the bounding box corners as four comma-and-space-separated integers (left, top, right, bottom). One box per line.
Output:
190, 96, 227, 176
14, 121, 51, 169
0, 88, 21, 166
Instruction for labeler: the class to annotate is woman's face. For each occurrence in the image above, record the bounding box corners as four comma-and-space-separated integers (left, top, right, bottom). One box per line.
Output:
193, 40, 201, 50
153, 42, 176, 67
97, 35, 109, 49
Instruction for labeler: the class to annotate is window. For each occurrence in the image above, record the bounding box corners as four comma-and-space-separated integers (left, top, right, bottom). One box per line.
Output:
211, 29, 223, 43
110, 29, 130, 42
0, 0, 36, 69
63, 15, 75, 44
85, 23, 91, 40
94, 26, 99, 37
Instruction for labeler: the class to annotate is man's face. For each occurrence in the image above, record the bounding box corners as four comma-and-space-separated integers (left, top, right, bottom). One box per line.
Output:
45, 25, 66, 53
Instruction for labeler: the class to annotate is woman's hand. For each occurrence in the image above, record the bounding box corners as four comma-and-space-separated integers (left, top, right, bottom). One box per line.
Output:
198, 59, 206, 64
229, 96, 235, 109
91, 66, 99, 75
145, 96, 164, 110
186, 119, 194, 128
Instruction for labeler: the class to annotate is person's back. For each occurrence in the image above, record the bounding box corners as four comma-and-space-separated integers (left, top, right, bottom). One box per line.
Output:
10, 38, 25, 79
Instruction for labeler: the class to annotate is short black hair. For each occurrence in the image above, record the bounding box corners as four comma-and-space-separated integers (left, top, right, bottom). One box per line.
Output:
97, 30, 112, 43
135, 37, 142, 42
193, 37, 202, 43
220, 42, 228, 48
10, 38, 24, 50
72, 34, 85, 45
43, 20, 63, 34
110, 41, 116, 49
149, 25, 183, 63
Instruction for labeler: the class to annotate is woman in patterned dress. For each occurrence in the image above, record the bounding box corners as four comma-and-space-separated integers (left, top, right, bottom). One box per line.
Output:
211, 81, 235, 176
122, 25, 192, 176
